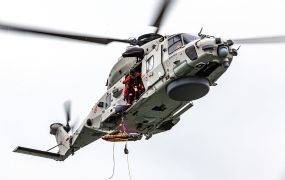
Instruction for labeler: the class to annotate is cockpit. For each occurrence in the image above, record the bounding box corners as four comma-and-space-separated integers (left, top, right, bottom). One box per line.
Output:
168, 33, 199, 54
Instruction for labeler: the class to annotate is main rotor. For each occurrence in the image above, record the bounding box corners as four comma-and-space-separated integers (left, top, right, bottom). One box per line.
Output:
0, 0, 171, 46
1, 0, 285, 47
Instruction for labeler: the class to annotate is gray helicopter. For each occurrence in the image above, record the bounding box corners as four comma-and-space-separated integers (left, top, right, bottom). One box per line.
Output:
1, 0, 285, 161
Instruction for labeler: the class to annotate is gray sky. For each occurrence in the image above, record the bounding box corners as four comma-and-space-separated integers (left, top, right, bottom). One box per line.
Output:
1, 0, 285, 179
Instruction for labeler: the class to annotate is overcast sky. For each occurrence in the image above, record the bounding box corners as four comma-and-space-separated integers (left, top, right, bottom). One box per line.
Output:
1, 0, 285, 180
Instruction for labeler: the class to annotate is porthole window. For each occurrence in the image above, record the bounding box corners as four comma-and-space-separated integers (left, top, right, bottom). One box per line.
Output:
105, 93, 112, 109
146, 56, 154, 72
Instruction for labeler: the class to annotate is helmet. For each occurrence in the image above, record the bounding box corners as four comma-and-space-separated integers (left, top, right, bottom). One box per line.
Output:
129, 68, 135, 75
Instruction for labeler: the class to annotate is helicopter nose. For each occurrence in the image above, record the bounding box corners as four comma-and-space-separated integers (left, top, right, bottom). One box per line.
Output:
217, 46, 229, 58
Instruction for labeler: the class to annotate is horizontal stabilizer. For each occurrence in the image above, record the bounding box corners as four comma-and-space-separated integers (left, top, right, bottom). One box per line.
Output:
13, 146, 64, 161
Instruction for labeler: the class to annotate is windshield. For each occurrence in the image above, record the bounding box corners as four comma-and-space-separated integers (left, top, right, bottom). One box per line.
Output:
182, 34, 199, 44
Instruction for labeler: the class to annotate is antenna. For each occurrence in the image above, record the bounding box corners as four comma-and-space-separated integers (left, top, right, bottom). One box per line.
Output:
198, 27, 203, 36
237, 45, 241, 51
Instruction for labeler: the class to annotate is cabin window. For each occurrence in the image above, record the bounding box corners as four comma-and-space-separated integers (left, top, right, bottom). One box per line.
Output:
105, 93, 112, 109
98, 102, 105, 108
168, 35, 183, 54
182, 34, 199, 45
146, 56, 154, 72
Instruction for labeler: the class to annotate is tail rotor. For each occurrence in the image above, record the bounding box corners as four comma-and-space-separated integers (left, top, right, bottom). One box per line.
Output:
63, 100, 79, 134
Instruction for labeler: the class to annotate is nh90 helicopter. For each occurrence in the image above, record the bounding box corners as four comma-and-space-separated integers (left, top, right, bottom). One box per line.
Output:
1, 0, 285, 161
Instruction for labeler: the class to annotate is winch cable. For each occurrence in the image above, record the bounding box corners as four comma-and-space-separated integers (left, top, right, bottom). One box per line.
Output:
124, 142, 132, 180
107, 142, 116, 179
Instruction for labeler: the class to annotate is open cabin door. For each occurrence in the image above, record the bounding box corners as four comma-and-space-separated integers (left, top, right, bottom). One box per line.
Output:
142, 45, 166, 89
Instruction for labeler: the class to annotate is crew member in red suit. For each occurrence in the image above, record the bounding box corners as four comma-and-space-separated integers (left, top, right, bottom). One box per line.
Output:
123, 69, 145, 105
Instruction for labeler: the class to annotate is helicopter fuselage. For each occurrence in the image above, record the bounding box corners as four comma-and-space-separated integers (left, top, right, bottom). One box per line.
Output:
71, 33, 237, 146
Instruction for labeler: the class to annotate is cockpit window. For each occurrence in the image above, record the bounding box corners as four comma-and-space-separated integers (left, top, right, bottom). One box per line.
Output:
182, 34, 199, 45
168, 35, 183, 54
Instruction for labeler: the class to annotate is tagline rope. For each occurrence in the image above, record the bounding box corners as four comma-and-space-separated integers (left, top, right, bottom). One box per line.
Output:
107, 142, 116, 179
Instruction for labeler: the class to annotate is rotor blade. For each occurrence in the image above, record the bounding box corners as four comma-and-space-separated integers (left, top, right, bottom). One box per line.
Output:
0, 22, 131, 44
63, 100, 71, 123
233, 35, 285, 44
151, 0, 172, 34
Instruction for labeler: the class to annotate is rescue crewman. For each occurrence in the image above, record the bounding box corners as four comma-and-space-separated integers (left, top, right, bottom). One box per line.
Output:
123, 69, 145, 105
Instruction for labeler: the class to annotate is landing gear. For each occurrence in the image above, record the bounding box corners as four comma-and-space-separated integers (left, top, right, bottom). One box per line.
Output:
145, 133, 153, 140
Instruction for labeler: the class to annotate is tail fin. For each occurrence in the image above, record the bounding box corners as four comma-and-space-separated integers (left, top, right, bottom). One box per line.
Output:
13, 123, 72, 161
13, 146, 65, 161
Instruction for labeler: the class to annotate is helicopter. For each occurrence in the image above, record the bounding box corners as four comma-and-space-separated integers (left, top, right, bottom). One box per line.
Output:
1, 0, 285, 161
